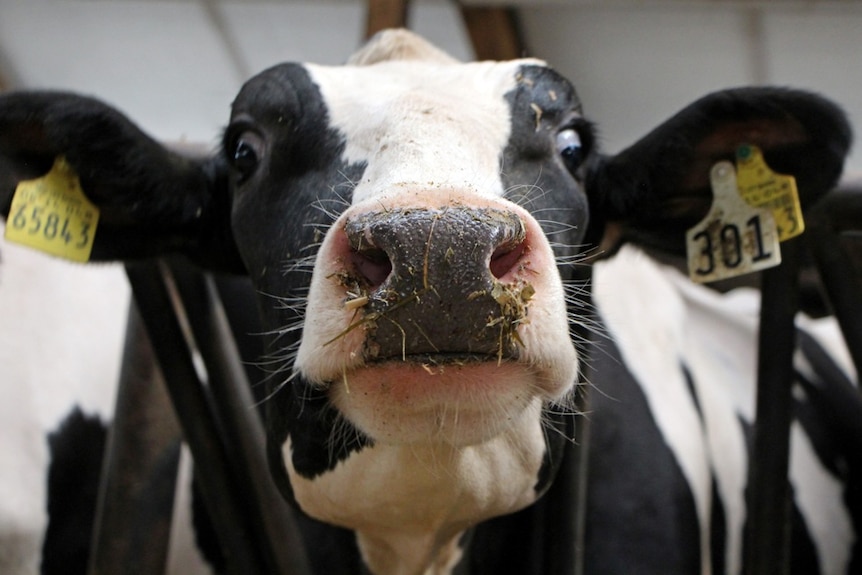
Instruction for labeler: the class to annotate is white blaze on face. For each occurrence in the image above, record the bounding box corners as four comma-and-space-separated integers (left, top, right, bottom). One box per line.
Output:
306, 57, 535, 206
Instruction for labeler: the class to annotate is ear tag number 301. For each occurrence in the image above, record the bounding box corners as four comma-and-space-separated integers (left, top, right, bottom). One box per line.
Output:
4, 156, 99, 262
686, 161, 781, 283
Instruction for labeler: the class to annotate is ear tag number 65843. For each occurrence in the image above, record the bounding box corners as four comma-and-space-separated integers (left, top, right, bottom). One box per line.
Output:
686, 161, 782, 283
4, 156, 99, 262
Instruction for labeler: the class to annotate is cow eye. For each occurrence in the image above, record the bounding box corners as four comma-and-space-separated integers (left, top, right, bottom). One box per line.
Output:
230, 132, 264, 180
556, 128, 584, 172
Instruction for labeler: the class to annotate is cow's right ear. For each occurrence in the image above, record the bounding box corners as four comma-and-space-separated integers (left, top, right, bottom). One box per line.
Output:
585, 87, 852, 256
0, 91, 244, 272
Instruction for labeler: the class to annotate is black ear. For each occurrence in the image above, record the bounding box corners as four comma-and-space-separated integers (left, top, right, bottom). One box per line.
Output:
0, 91, 244, 272
586, 87, 852, 255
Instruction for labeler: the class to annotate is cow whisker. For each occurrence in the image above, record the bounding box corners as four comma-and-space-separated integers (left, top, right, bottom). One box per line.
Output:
321, 289, 429, 348
253, 368, 302, 407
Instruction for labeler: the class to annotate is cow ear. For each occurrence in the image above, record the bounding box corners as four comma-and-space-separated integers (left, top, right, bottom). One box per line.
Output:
586, 87, 853, 255
0, 91, 244, 272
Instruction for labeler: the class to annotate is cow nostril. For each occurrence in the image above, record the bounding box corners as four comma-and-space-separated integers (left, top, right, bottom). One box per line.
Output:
351, 247, 393, 288
489, 239, 527, 280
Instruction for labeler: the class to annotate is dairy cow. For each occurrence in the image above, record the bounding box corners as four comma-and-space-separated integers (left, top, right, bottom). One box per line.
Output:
0, 29, 858, 574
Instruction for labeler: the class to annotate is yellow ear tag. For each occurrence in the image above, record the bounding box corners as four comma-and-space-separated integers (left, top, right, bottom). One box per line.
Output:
735, 143, 804, 241
4, 156, 99, 262
686, 161, 782, 283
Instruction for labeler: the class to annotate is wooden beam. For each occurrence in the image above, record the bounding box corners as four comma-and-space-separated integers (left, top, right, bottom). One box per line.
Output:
460, 6, 526, 61
365, 0, 411, 40
0, 49, 17, 92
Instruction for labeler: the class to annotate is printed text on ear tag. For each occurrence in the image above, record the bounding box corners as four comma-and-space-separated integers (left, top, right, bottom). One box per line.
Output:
4, 156, 99, 262
686, 161, 781, 283
736, 143, 804, 241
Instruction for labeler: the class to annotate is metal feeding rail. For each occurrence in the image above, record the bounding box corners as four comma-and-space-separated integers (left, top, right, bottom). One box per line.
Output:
88, 259, 311, 575
745, 187, 862, 575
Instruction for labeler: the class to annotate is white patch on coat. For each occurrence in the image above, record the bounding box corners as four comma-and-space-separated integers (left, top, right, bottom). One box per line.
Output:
670, 267, 856, 575
791, 313, 856, 575
593, 245, 714, 574
665, 269, 758, 575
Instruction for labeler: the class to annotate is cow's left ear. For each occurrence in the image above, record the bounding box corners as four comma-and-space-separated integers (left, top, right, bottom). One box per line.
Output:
586, 87, 852, 254
0, 91, 244, 272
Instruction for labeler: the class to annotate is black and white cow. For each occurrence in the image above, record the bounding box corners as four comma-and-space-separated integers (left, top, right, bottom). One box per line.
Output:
0, 29, 858, 574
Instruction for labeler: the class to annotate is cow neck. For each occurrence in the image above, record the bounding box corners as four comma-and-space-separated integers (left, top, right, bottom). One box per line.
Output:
285, 399, 547, 575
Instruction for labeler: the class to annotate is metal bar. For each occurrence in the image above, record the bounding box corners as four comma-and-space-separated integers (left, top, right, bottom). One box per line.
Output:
87, 301, 182, 575
542, 385, 589, 575
570, 383, 591, 575
808, 187, 862, 234
459, 5, 526, 61
125, 260, 269, 575
744, 238, 801, 575
199, 0, 253, 83
0, 46, 21, 92
167, 261, 311, 575
807, 199, 862, 378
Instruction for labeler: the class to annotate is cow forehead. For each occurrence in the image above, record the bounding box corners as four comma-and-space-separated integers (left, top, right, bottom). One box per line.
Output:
304, 59, 549, 204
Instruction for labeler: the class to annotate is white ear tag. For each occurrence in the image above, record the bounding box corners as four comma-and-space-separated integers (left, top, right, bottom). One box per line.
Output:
686, 161, 781, 283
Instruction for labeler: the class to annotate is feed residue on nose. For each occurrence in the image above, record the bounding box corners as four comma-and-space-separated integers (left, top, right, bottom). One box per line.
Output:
331, 207, 535, 361
487, 280, 534, 362
344, 295, 369, 310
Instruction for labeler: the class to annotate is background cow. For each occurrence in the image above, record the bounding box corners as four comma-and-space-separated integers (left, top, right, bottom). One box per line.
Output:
0, 29, 858, 574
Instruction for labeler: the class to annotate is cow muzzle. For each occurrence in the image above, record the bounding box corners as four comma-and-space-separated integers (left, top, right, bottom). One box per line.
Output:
295, 198, 577, 444
343, 207, 533, 363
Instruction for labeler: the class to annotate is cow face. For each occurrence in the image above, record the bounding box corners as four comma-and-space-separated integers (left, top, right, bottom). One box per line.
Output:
227, 34, 585, 433
220, 32, 588, 566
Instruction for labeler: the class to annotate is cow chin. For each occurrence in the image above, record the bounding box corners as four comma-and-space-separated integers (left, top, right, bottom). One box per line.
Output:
329, 358, 552, 446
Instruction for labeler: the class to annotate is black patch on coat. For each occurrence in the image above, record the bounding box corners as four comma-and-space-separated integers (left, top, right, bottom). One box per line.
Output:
41, 408, 107, 575
793, 329, 862, 572
222, 63, 371, 490
501, 64, 592, 283
268, 380, 373, 489
583, 330, 702, 574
